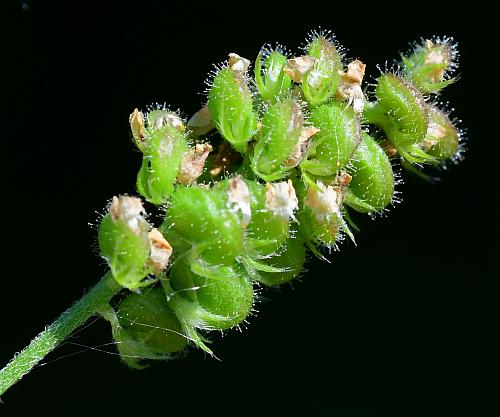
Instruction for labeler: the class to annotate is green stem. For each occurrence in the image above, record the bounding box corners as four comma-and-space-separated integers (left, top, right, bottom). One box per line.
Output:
0, 272, 122, 397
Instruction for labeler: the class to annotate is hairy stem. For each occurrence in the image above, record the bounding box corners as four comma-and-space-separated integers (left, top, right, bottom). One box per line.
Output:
0, 272, 121, 396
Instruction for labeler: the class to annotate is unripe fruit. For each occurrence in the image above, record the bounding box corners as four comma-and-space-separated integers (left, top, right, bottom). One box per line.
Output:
208, 67, 257, 153
251, 97, 304, 181
160, 185, 244, 266
301, 101, 361, 177
116, 287, 187, 359
401, 38, 457, 94
98, 196, 151, 290
133, 109, 189, 204
166, 259, 254, 331
423, 105, 461, 162
302, 35, 343, 107
297, 181, 344, 247
254, 232, 306, 286
364, 74, 434, 164
344, 133, 395, 213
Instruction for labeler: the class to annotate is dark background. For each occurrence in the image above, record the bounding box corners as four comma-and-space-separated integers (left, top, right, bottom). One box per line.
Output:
2, 1, 497, 416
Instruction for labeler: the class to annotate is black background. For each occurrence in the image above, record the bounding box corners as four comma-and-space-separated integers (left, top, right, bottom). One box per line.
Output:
2, 1, 497, 416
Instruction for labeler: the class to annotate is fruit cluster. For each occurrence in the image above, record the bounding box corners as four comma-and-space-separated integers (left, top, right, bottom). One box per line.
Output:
98, 31, 462, 366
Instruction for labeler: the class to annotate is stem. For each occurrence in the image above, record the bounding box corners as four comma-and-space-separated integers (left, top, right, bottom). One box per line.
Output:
0, 272, 122, 396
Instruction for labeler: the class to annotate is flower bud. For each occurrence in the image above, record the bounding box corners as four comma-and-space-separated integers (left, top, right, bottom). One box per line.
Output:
301, 101, 361, 177
208, 65, 257, 153
251, 97, 305, 181
401, 38, 457, 94
344, 133, 395, 213
254, 48, 292, 102
301, 35, 343, 107
98, 196, 151, 290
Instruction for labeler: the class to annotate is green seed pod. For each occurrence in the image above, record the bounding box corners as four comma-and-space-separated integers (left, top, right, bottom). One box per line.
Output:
423, 105, 461, 162
302, 34, 343, 107
166, 259, 254, 331
115, 288, 187, 365
253, 232, 306, 286
301, 101, 361, 177
364, 74, 434, 164
401, 38, 458, 94
208, 66, 257, 153
251, 97, 304, 181
98, 196, 152, 290
254, 48, 292, 102
132, 108, 189, 204
160, 184, 244, 266
344, 133, 395, 213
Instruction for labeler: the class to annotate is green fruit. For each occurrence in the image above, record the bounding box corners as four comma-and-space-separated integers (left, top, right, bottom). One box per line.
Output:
208, 67, 257, 153
254, 233, 306, 286
364, 74, 433, 164
251, 97, 304, 181
160, 185, 244, 266
401, 38, 457, 94
135, 109, 189, 204
301, 102, 361, 177
345, 133, 395, 213
98, 196, 151, 290
117, 288, 187, 356
424, 105, 460, 162
167, 260, 254, 331
297, 181, 343, 247
302, 35, 343, 107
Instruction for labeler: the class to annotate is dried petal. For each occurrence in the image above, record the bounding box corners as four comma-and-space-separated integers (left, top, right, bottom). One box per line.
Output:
304, 182, 342, 222
337, 60, 366, 114
148, 228, 173, 275
227, 176, 251, 228
228, 53, 251, 73
284, 56, 316, 83
265, 180, 298, 219
187, 105, 215, 136
284, 126, 320, 168
109, 196, 147, 235
129, 108, 146, 144
176, 143, 213, 185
